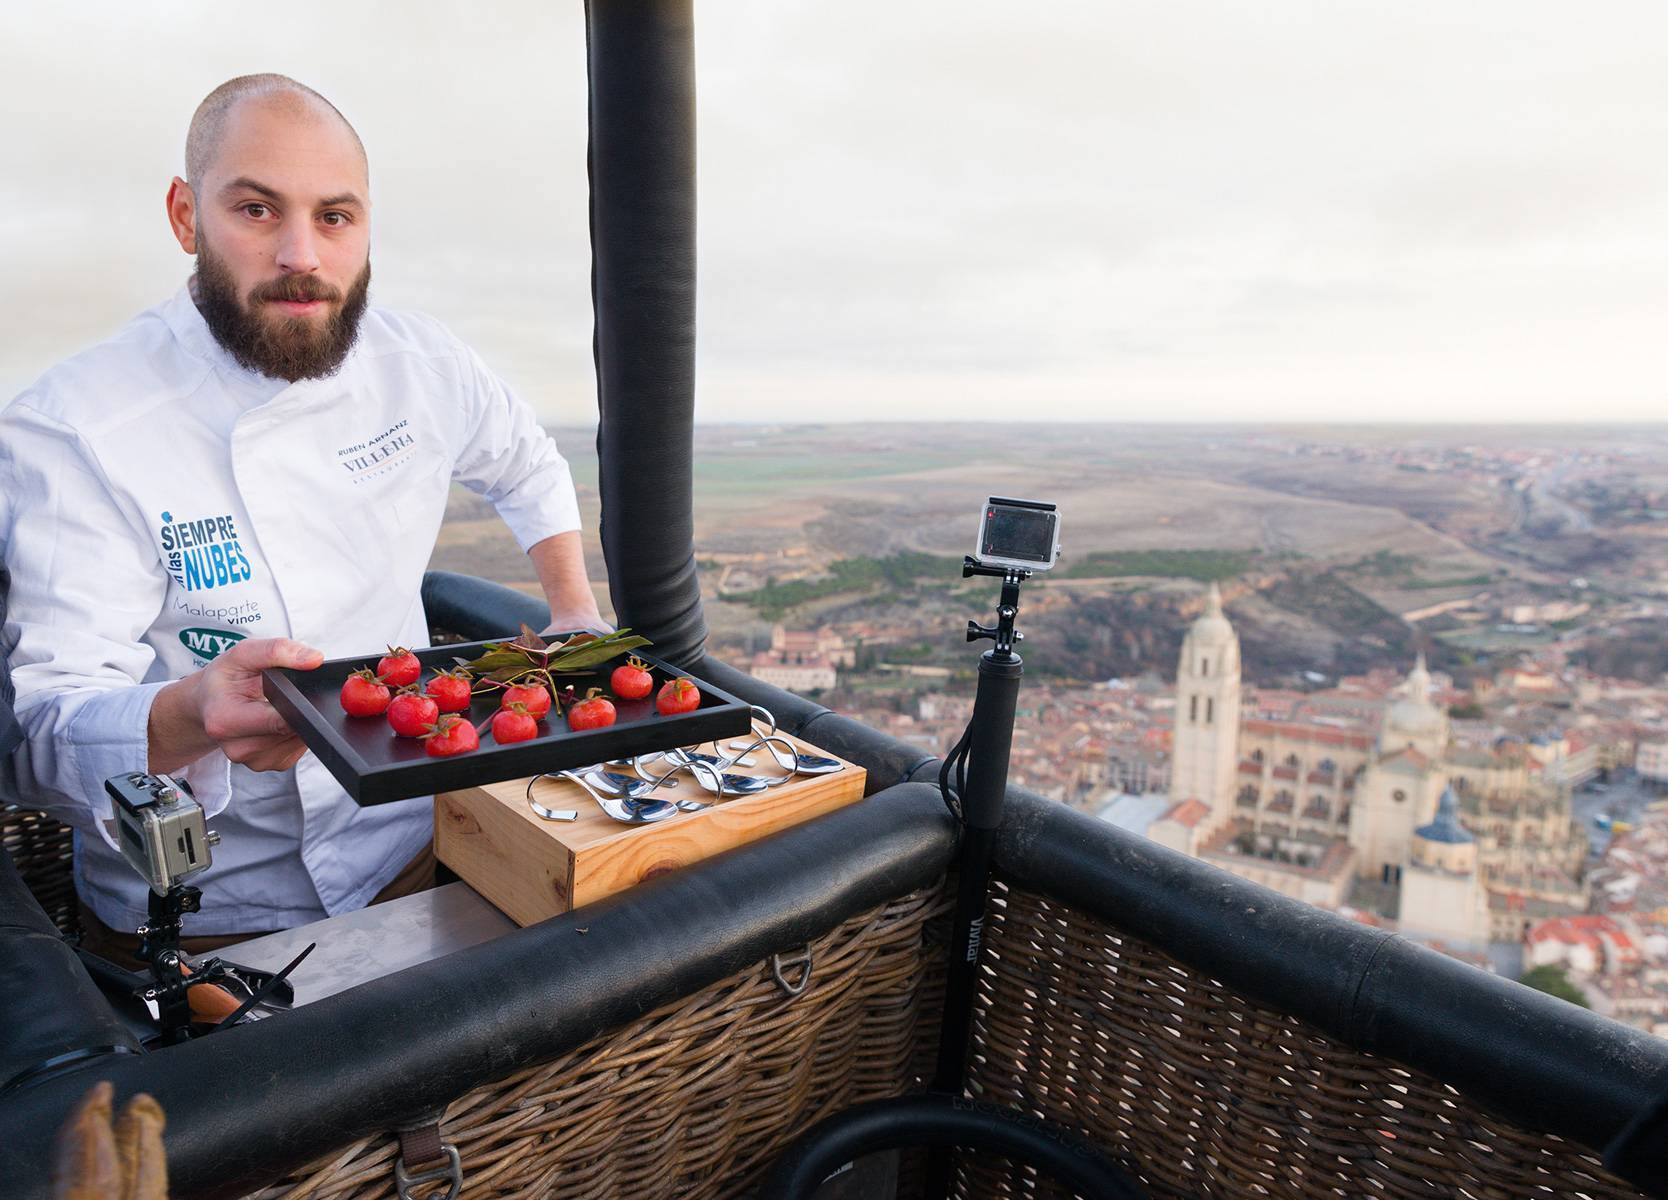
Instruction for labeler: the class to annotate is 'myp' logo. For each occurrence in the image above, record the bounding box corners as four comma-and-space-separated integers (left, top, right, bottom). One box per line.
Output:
179, 627, 247, 662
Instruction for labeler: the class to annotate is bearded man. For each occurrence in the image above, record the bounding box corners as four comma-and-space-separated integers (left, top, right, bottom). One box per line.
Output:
0, 75, 605, 963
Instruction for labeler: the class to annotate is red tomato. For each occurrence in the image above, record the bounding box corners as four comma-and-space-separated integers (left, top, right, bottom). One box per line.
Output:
340, 668, 391, 717
387, 690, 440, 738
501, 682, 552, 720
377, 647, 421, 688
568, 691, 617, 732
424, 714, 480, 757
656, 677, 701, 716
425, 669, 473, 714
610, 656, 654, 700
491, 703, 539, 744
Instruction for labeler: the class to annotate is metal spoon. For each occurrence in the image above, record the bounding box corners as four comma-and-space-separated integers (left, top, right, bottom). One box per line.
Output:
523, 775, 579, 821
579, 765, 670, 800
558, 769, 678, 824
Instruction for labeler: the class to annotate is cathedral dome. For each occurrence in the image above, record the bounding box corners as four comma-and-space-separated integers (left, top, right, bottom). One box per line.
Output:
1415, 787, 1473, 846
1385, 653, 1445, 738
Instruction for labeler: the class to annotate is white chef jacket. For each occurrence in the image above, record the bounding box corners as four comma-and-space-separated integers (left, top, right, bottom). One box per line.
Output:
0, 285, 581, 935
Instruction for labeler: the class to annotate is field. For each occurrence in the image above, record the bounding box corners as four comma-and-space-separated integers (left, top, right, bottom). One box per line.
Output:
428, 423, 1668, 684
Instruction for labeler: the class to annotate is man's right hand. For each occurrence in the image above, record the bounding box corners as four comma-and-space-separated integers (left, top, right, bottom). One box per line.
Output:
147, 638, 325, 775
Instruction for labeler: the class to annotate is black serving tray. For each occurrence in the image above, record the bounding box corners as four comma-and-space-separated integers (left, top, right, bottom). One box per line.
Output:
261, 635, 751, 806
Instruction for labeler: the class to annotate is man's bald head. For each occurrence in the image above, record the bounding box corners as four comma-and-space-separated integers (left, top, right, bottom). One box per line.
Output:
185, 74, 366, 190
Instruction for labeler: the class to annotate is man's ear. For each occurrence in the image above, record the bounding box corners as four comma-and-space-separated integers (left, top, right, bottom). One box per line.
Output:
165, 177, 197, 254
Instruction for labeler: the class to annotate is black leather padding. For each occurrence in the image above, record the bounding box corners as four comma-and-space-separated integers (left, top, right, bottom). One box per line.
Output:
423, 570, 548, 641
0, 846, 143, 1097
587, 0, 708, 668
1607, 1085, 1668, 1197
0, 783, 956, 1199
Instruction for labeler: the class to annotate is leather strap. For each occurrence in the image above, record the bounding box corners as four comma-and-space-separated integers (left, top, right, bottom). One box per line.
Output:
394, 1120, 460, 1200
397, 1123, 445, 1169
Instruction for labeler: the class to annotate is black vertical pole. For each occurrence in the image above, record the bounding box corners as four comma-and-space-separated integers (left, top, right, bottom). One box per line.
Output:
585, 0, 708, 667
926, 570, 1026, 1198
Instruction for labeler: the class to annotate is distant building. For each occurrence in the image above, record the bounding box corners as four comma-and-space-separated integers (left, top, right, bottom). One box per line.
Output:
1400, 789, 1491, 951
1119, 585, 1588, 942
1638, 741, 1668, 784
750, 624, 845, 691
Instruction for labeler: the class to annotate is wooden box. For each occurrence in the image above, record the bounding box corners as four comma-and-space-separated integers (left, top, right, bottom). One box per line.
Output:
434, 733, 867, 925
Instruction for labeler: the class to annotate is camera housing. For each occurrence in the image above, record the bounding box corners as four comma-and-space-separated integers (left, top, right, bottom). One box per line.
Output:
105, 771, 216, 894
975, 497, 1060, 573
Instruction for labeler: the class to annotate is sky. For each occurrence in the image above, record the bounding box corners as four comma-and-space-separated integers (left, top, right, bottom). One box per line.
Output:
2, 2, 1665, 423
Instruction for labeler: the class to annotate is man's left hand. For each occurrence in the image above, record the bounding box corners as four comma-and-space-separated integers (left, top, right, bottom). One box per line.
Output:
542, 611, 614, 638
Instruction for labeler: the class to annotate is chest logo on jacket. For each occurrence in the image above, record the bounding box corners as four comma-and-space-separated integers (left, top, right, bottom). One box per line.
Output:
178, 626, 248, 664
158, 510, 254, 592
336, 419, 417, 483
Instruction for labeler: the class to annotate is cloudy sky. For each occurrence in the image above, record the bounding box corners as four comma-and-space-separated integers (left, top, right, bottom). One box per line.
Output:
2, 2, 1664, 423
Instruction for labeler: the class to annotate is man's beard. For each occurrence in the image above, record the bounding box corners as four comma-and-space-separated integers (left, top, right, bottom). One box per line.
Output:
192, 239, 371, 383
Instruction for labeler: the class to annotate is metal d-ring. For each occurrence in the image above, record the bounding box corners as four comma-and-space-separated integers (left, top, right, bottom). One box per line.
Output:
770, 944, 813, 997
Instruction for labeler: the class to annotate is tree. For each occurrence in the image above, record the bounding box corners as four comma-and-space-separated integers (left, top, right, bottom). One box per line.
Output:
1518, 964, 1591, 1009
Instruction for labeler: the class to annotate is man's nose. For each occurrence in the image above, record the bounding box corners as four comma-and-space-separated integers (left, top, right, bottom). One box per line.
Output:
274, 220, 321, 274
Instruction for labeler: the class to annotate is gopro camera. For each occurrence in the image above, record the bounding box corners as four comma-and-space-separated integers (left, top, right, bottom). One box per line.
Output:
975, 497, 1060, 572
105, 772, 218, 894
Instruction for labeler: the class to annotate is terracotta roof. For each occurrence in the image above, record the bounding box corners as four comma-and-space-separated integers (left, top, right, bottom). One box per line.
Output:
1241, 719, 1375, 749
1161, 798, 1212, 829
1379, 746, 1431, 770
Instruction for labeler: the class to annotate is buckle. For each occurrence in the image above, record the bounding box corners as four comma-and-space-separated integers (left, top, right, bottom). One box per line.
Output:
394, 1144, 461, 1200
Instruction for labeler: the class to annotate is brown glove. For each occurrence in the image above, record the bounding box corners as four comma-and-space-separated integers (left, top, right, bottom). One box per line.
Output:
52, 1080, 169, 1200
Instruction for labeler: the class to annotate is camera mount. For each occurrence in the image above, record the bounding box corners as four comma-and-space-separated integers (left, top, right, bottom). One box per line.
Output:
963, 556, 1029, 659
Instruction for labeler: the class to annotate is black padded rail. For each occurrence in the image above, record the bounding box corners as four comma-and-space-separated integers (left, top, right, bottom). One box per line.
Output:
997, 790, 1668, 1158
586, 0, 707, 667
0, 784, 956, 1200
0, 847, 142, 1097
422, 569, 549, 641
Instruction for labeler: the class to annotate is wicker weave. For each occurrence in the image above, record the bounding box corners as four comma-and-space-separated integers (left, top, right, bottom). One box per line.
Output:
250, 884, 949, 1199
959, 879, 1646, 1200
2, 804, 78, 936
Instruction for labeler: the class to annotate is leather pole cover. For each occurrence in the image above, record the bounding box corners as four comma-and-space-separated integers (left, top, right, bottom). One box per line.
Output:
587, 0, 708, 666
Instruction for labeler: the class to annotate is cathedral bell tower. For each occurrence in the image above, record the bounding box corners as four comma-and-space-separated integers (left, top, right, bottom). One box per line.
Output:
1171, 583, 1242, 834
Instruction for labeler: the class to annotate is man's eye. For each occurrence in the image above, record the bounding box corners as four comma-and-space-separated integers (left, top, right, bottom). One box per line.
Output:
242, 203, 270, 219
320, 212, 349, 227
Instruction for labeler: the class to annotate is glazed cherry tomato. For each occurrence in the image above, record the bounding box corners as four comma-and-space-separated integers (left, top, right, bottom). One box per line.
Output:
423, 714, 479, 757
425, 668, 473, 714
501, 682, 552, 720
491, 702, 539, 744
340, 668, 391, 717
610, 656, 654, 700
387, 690, 440, 738
377, 647, 422, 688
655, 677, 701, 717
568, 690, 617, 732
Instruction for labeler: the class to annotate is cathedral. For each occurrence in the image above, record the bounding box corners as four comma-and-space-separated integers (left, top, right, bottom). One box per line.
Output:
1142, 584, 1585, 950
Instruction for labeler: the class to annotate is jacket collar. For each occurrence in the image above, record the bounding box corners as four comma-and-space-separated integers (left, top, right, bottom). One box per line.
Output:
158, 283, 361, 404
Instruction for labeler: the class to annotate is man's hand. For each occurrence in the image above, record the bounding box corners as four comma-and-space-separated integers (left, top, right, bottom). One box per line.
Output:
148, 638, 324, 774
543, 610, 614, 638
